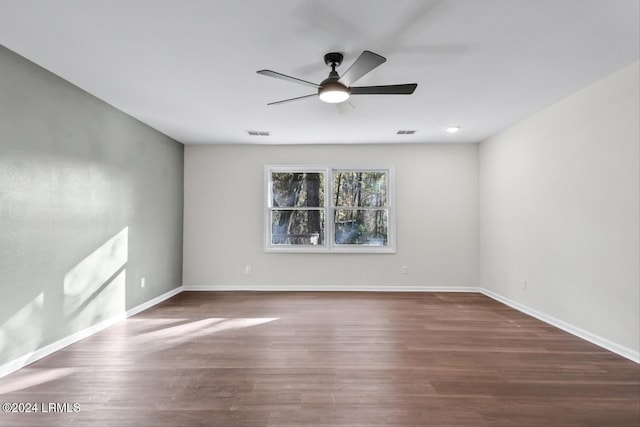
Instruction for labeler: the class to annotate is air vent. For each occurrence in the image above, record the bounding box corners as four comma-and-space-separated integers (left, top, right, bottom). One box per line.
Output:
247, 130, 270, 136
396, 130, 416, 135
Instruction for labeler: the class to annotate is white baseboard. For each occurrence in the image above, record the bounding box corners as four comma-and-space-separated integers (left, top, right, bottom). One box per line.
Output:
0, 286, 183, 379
481, 288, 639, 364
126, 286, 183, 317
183, 284, 481, 292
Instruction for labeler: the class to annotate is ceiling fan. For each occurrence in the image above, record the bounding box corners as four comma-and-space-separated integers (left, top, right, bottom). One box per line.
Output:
257, 50, 417, 106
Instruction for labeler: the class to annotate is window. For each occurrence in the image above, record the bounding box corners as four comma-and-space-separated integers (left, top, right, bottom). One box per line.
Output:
269, 168, 325, 247
265, 165, 395, 253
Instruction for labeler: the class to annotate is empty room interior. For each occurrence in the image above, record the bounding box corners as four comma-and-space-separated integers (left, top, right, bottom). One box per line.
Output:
1, 0, 639, 426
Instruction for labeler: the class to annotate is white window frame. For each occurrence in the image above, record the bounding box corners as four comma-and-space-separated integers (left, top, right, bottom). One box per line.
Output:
265, 164, 396, 253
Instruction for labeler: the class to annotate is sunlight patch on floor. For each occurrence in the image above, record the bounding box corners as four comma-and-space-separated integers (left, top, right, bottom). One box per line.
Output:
131, 317, 280, 346
0, 367, 77, 394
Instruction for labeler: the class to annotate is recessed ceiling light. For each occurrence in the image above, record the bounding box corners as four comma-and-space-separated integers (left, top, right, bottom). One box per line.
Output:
446, 126, 461, 134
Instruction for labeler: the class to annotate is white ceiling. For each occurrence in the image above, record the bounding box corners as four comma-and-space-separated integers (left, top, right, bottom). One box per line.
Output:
1, 0, 638, 145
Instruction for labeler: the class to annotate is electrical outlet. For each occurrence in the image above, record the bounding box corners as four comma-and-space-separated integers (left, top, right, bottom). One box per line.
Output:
522, 279, 527, 290
245, 265, 252, 274
141, 277, 146, 288
401, 266, 409, 275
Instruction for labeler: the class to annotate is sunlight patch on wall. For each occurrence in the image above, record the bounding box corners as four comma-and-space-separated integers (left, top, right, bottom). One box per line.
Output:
64, 227, 128, 332
0, 293, 44, 363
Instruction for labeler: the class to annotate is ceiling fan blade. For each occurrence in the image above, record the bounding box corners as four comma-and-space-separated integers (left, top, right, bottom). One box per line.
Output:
338, 50, 386, 87
350, 83, 417, 95
335, 100, 355, 114
257, 70, 320, 88
267, 94, 317, 106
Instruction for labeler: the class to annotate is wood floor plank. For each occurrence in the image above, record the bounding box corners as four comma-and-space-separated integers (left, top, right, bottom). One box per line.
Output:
0, 291, 638, 426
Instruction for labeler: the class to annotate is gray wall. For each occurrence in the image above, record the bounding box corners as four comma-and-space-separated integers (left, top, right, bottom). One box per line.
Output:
0, 46, 184, 367
479, 60, 639, 356
183, 143, 479, 290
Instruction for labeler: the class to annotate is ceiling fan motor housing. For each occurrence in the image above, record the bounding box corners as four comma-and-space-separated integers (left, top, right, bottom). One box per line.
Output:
318, 81, 351, 103
318, 52, 350, 103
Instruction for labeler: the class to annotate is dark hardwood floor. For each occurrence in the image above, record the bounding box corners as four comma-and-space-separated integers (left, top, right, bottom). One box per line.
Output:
1, 291, 638, 426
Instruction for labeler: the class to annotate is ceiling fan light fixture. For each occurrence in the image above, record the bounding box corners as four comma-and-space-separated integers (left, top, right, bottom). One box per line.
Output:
318, 82, 350, 103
